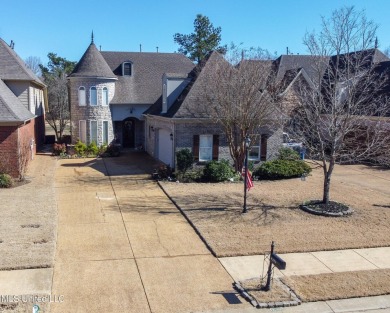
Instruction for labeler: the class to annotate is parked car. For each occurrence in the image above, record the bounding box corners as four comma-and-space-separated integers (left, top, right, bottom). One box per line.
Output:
282, 132, 303, 153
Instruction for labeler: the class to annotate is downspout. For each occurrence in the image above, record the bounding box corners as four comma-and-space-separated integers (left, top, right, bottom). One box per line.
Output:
172, 122, 176, 170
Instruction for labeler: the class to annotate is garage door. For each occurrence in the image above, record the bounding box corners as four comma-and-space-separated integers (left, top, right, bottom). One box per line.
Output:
158, 128, 173, 166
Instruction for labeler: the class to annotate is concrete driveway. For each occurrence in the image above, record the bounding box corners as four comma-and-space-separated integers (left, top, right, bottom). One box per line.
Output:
50, 151, 247, 313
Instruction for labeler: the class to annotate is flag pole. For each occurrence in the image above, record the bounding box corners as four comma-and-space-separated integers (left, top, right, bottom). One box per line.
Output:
243, 135, 250, 214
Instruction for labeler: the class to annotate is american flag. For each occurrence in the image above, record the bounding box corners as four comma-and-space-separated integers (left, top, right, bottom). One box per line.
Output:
241, 167, 254, 191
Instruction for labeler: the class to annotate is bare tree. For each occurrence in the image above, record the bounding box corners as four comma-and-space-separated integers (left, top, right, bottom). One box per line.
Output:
40, 53, 76, 141
25, 56, 42, 76
287, 6, 390, 205
44, 70, 70, 141
18, 137, 32, 180
201, 47, 279, 171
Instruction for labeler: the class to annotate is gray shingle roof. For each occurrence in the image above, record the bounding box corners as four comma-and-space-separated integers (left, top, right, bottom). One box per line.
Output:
0, 79, 35, 123
145, 51, 226, 118
100, 51, 194, 104
69, 43, 117, 79
274, 55, 329, 83
0, 38, 44, 85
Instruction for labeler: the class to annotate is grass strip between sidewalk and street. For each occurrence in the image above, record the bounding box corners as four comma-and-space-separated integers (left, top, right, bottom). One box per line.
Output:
281, 269, 390, 302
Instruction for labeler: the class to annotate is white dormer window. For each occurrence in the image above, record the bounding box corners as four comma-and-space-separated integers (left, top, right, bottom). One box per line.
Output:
78, 87, 86, 106
122, 62, 132, 76
90, 87, 97, 106
102, 87, 108, 106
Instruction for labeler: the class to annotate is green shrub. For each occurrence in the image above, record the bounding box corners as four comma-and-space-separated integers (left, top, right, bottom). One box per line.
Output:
202, 160, 235, 182
177, 168, 203, 182
176, 149, 194, 174
253, 159, 312, 180
0, 173, 13, 188
74, 140, 87, 156
86, 141, 99, 156
278, 147, 300, 160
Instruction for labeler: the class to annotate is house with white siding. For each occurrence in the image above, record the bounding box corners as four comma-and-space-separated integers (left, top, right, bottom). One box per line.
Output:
0, 38, 46, 178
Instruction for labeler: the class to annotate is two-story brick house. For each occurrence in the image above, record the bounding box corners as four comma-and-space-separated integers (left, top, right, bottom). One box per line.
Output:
68, 39, 284, 168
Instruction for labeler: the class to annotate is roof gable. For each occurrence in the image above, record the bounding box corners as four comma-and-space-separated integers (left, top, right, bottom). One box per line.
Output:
0, 79, 35, 123
0, 38, 44, 85
274, 54, 329, 84
167, 51, 228, 118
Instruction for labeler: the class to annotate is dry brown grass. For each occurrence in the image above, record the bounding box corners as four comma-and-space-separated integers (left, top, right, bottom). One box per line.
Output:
161, 163, 390, 257
282, 269, 390, 302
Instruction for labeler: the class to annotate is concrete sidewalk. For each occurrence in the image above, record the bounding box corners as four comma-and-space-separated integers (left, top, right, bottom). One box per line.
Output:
219, 247, 390, 282
217, 248, 390, 313
50, 152, 247, 313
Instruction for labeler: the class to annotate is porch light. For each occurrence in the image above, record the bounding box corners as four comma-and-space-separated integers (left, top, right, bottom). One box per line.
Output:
170, 133, 173, 141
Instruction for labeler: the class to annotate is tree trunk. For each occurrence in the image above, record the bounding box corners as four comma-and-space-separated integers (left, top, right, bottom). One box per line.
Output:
322, 158, 335, 205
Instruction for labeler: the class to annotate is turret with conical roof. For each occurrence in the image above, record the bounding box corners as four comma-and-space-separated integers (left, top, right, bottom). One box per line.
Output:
69, 42, 116, 79
68, 37, 117, 146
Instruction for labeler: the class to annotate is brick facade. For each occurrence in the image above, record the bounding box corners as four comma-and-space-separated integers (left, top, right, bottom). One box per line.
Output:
0, 117, 38, 178
145, 117, 283, 169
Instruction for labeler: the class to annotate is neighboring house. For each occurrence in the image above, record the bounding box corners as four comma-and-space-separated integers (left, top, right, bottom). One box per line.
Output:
0, 38, 46, 178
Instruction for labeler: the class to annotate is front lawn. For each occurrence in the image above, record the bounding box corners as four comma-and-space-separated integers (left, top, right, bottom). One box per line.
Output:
160, 163, 390, 257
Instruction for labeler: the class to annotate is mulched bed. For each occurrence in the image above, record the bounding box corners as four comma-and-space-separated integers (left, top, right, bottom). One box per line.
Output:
300, 200, 354, 216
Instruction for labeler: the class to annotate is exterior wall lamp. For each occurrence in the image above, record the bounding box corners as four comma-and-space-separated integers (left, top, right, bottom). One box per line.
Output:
170, 133, 173, 141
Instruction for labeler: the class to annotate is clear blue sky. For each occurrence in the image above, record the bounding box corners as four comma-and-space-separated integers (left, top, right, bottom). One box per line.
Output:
1, 0, 390, 65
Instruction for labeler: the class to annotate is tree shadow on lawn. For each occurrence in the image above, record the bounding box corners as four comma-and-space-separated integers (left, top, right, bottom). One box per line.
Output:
179, 194, 299, 226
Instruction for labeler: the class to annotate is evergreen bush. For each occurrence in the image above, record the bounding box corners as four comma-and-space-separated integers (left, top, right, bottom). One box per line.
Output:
0, 173, 13, 188
74, 140, 87, 156
253, 159, 311, 180
176, 149, 194, 174
202, 160, 235, 182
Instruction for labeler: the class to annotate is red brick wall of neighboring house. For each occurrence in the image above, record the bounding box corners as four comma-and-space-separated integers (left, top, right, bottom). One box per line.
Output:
18, 119, 36, 177
0, 125, 19, 177
0, 118, 37, 178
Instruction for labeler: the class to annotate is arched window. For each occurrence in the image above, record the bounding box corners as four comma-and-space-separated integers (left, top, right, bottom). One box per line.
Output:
90, 87, 97, 106
102, 87, 108, 106
122, 62, 132, 76
78, 87, 86, 106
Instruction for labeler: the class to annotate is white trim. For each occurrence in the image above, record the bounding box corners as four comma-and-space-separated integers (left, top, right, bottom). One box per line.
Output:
78, 86, 86, 106
79, 120, 86, 143
248, 145, 260, 161
102, 87, 109, 106
199, 134, 213, 162
90, 120, 98, 144
102, 120, 109, 145
122, 62, 133, 76
90, 86, 97, 106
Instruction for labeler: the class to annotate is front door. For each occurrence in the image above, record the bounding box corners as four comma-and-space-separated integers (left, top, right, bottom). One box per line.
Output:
123, 118, 135, 148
